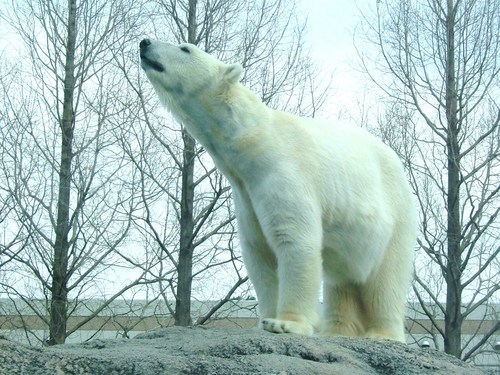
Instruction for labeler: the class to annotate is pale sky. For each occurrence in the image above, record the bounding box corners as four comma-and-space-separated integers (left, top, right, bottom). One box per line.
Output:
298, 0, 371, 121
301, 0, 359, 63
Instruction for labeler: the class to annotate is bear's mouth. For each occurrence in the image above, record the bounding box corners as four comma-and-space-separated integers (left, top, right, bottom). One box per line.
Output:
139, 39, 165, 73
140, 54, 165, 73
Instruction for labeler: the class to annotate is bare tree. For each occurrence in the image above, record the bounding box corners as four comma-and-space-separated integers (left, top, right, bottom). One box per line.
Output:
0, 0, 156, 344
358, 0, 499, 360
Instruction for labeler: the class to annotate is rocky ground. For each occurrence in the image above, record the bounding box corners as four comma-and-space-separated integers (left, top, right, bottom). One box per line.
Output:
0, 327, 487, 374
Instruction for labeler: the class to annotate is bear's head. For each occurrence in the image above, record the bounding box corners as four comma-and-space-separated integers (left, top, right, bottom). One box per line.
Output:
139, 39, 243, 116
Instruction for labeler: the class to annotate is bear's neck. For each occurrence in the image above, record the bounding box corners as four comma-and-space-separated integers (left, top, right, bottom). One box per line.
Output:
180, 84, 268, 151
173, 83, 271, 185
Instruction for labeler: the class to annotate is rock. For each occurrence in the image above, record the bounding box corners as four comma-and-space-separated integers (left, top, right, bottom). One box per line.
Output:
0, 327, 485, 374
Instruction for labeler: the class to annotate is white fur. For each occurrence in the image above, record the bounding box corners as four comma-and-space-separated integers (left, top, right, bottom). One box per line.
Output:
140, 40, 417, 342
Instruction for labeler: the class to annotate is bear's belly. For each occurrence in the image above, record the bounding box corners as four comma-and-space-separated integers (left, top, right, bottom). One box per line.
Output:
321, 223, 391, 284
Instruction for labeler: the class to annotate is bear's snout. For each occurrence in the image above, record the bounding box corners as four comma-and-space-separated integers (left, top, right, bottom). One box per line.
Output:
140, 39, 151, 50
139, 39, 165, 73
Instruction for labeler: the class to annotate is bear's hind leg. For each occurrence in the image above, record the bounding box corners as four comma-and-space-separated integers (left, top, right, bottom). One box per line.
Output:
360, 277, 409, 342
321, 282, 365, 337
360, 232, 414, 342
360, 278, 407, 342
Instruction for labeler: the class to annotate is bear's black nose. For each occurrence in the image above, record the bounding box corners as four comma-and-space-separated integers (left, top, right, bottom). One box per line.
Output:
140, 39, 151, 49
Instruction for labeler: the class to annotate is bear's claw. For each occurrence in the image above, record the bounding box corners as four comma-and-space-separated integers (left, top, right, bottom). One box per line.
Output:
261, 318, 314, 335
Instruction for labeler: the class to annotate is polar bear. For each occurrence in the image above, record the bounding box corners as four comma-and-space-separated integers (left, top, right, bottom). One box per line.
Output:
139, 39, 416, 342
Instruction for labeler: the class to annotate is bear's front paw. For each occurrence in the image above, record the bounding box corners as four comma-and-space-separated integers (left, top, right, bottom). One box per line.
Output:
261, 318, 314, 335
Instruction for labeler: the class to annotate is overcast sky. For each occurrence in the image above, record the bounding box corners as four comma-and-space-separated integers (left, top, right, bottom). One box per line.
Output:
297, 0, 371, 120
301, 0, 359, 63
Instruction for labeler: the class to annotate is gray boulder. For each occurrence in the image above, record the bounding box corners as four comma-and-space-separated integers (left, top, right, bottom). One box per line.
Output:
0, 327, 485, 374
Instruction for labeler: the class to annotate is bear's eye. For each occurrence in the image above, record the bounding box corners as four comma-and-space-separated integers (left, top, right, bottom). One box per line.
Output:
180, 46, 190, 54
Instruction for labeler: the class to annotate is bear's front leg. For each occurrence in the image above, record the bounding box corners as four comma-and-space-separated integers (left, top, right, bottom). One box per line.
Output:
261, 315, 316, 335
257, 199, 323, 336
260, 247, 322, 335
234, 189, 280, 321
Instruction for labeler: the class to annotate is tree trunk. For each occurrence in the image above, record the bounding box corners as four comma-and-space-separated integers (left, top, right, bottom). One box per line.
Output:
48, 0, 77, 345
174, 128, 196, 326
444, 0, 462, 359
174, 0, 198, 326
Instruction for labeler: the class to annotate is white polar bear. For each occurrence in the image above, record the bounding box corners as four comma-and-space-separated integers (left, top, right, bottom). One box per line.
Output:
140, 39, 417, 342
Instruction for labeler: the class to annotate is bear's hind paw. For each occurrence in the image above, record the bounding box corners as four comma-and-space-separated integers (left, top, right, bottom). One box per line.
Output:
364, 328, 406, 343
261, 318, 313, 335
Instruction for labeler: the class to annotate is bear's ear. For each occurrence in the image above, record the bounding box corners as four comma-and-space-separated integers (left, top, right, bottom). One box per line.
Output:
223, 63, 243, 84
